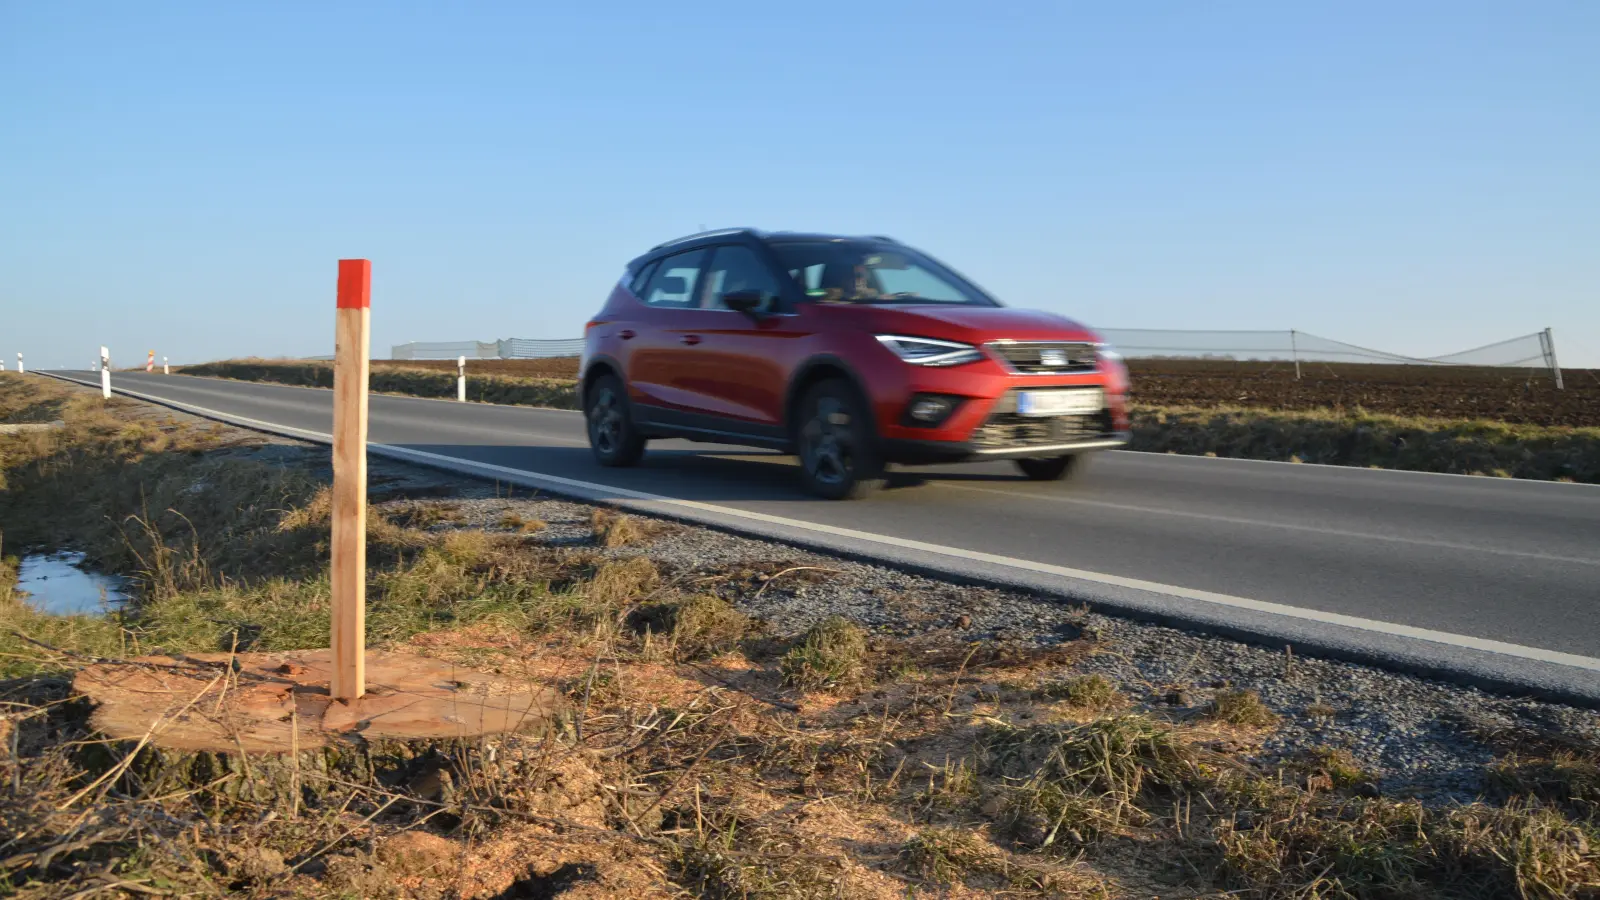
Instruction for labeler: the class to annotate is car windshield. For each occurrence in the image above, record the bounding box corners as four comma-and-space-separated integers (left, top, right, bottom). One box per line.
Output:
766, 240, 998, 307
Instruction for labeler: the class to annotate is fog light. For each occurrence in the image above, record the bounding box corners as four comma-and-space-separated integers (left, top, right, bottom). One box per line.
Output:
905, 394, 960, 427
911, 398, 950, 421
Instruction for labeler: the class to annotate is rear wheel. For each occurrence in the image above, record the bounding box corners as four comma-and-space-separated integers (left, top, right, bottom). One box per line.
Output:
1015, 454, 1087, 482
795, 379, 885, 500
586, 374, 646, 467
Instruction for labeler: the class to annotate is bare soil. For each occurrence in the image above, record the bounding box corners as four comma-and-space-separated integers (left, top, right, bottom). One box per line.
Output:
1127, 359, 1598, 427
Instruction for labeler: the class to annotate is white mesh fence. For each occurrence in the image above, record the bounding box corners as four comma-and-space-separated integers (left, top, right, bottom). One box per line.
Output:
391, 339, 583, 360
393, 329, 1563, 382
1096, 328, 1558, 368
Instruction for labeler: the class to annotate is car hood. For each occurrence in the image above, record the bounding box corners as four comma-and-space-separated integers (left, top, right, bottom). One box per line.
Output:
864, 305, 1101, 343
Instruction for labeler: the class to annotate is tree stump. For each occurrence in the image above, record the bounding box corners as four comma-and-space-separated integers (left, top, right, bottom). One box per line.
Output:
73, 648, 560, 754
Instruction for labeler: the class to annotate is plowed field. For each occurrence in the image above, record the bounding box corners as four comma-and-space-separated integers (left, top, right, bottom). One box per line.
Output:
1126, 359, 1597, 427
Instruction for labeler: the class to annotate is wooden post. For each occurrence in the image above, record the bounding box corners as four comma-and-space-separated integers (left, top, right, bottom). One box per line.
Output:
331, 259, 371, 701
457, 355, 467, 402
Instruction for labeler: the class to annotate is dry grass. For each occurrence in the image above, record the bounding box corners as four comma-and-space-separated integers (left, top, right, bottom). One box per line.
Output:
896, 826, 1104, 895
1213, 789, 1600, 900
498, 511, 546, 534
630, 594, 753, 661
1130, 405, 1600, 483
1038, 673, 1123, 710
1491, 751, 1600, 822
1207, 688, 1281, 728
1281, 747, 1378, 796
590, 508, 656, 548
779, 615, 868, 691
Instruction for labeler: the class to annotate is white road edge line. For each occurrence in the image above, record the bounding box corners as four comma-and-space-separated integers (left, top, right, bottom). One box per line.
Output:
51, 372, 1600, 676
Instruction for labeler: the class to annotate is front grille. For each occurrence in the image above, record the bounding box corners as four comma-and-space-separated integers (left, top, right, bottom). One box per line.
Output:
986, 341, 1097, 374
970, 392, 1115, 450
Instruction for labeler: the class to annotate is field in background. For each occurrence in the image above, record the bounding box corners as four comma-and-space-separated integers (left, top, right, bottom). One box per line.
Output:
1130, 359, 1597, 428
371, 357, 583, 379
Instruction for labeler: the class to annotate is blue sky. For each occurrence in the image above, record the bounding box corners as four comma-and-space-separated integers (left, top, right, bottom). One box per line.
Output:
3, 1, 1596, 368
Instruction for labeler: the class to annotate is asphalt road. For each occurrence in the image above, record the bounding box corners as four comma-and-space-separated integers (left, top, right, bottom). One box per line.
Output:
45, 370, 1600, 698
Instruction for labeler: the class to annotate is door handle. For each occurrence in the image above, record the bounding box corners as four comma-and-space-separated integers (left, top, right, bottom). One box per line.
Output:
618, 329, 635, 340
680, 334, 702, 346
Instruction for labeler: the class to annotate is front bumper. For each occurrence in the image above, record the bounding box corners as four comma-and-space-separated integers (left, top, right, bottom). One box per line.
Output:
884, 431, 1129, 465
882, 388, 1130, 464
867, 353, 1130, 464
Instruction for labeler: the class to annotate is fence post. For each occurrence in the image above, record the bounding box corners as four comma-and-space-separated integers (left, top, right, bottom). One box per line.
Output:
1544, 327, 1564, 390
331, 259, 372, 701
457, 355, 467, 402
100, 347, 111, 398
1289, 330, 1302, 380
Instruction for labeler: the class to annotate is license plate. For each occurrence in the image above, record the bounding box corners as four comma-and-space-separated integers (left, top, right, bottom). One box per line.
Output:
1016, 388, 1103, 417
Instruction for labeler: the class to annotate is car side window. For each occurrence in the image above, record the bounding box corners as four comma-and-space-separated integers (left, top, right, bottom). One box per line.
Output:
701, 245, 784, 311
628, 260, 658, 296
789, 264, 824, 293
640, 249, 706, 308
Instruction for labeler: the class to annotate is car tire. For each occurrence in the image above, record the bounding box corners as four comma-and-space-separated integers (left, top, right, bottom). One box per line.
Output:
1015, 454, 1087, 482
585, 374, 646, 467
795, 379, 886, 500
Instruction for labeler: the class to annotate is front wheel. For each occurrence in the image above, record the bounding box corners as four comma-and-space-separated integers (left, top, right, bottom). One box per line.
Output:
1015, 454, 1088, 482
795, 379, 885, 500
586, 374, 646, 467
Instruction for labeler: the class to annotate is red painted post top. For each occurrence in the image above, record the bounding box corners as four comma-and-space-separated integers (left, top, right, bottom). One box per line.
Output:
337, 259, 371, 309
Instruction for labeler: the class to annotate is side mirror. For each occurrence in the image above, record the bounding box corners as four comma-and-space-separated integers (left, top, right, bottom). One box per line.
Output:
722, 289, 765, 314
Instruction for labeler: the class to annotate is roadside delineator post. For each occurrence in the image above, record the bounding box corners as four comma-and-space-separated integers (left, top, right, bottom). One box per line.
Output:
146, 351, 155, 373
164, 356, 170, 375
15, 353, 22, 375
457, 355, 467, 402
331, 259, 371, 701
100, 347, 111, 399
67, 265, 556, 751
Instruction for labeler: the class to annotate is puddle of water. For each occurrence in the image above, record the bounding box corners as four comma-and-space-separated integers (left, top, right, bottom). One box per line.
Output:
14, 552, 128, 616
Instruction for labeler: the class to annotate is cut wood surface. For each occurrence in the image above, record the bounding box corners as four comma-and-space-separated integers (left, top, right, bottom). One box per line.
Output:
73, 649, 560, 753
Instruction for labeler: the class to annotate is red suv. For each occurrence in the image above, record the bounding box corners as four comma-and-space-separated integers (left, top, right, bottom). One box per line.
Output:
580, 229, 1130, 499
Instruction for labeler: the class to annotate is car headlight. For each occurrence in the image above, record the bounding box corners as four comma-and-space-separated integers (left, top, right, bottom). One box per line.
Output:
875, 335, 984, 367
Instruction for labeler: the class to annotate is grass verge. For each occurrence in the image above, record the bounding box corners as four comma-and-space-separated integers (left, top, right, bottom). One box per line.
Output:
1129, 405, 1600, 483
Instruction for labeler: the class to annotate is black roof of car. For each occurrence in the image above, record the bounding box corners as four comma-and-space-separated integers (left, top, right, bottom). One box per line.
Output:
647, 228, 899, 252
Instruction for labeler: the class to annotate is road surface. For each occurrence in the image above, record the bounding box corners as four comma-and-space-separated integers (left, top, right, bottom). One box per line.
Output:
44, 370, 1600, 701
